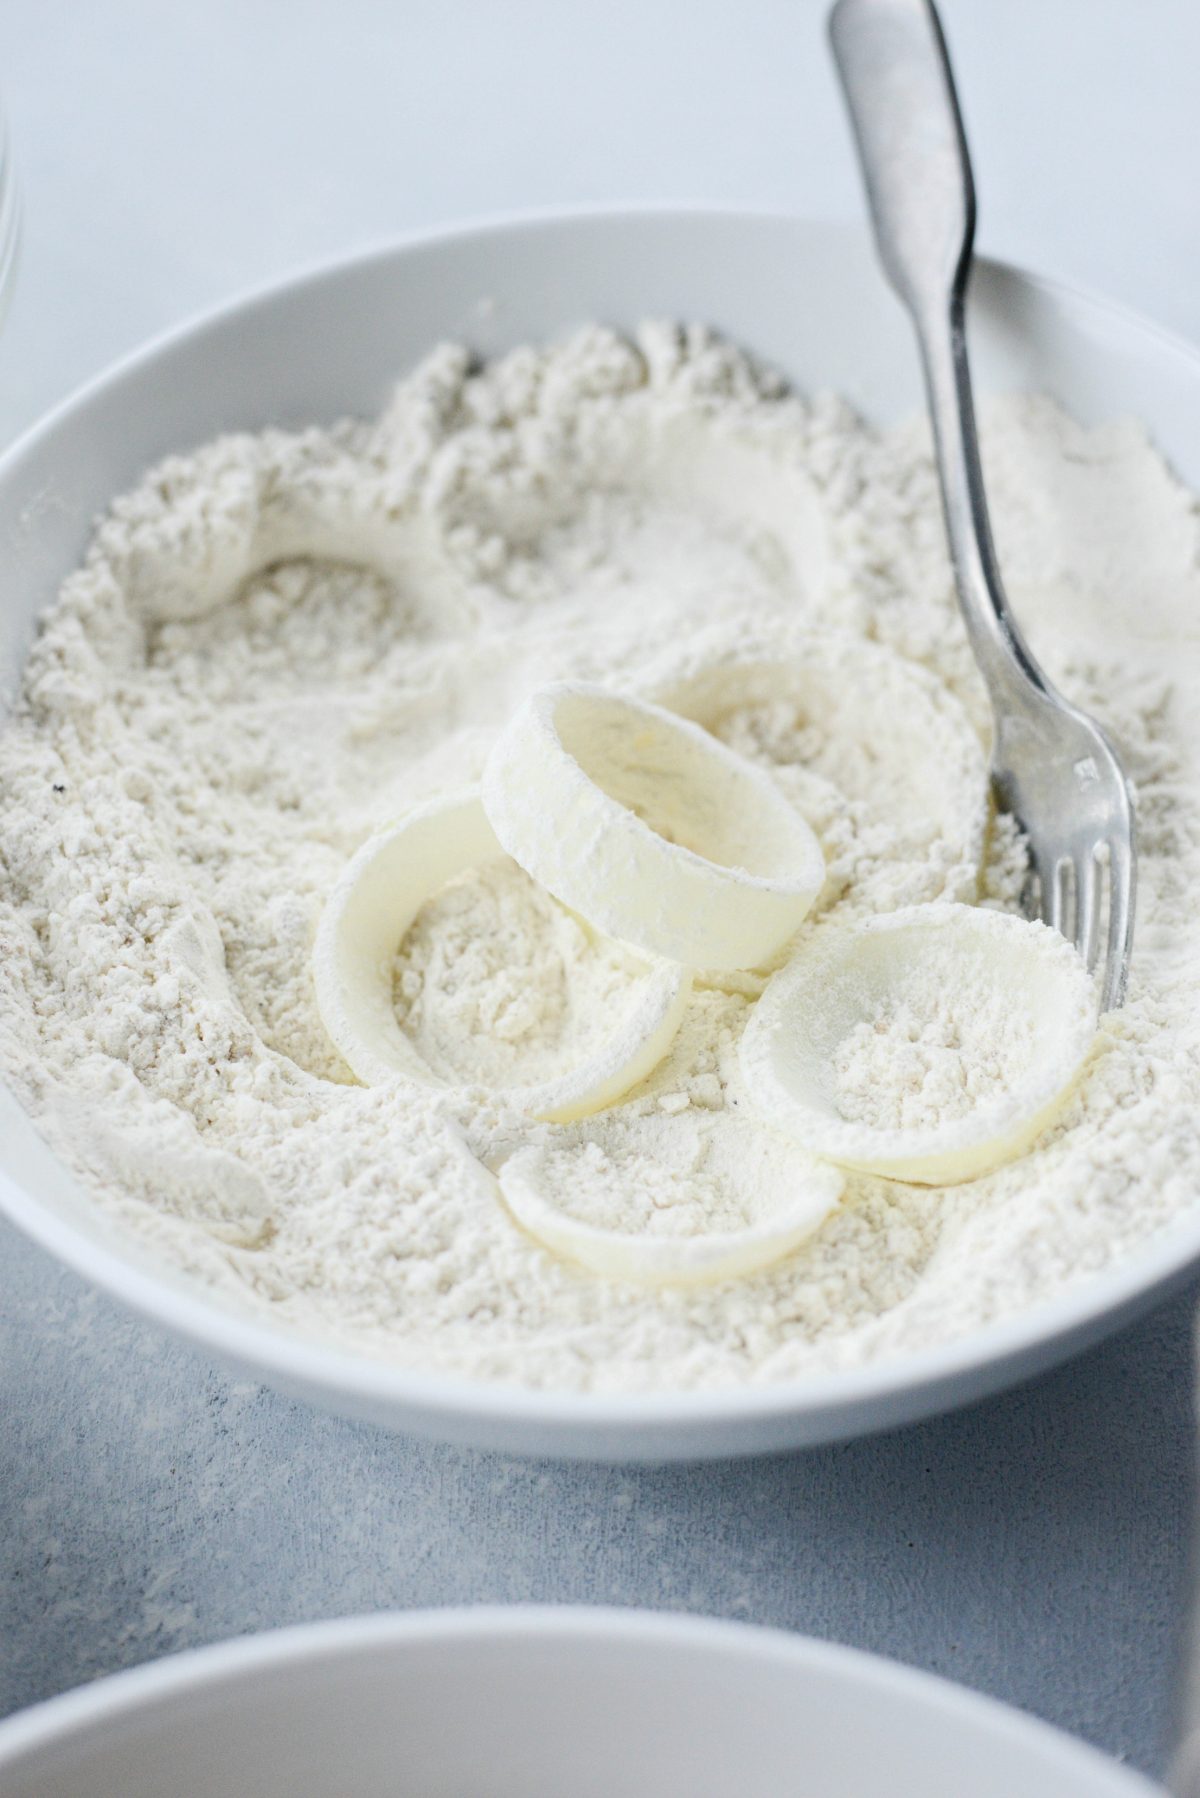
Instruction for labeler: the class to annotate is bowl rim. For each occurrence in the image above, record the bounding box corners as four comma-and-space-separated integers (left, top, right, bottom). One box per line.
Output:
2, 203, 1200, 1453
0, 1603, 1160, 1792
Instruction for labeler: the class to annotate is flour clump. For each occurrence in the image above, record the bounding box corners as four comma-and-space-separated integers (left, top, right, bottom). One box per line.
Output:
833, 981, 1037, 1133
393, 859, 646, 1090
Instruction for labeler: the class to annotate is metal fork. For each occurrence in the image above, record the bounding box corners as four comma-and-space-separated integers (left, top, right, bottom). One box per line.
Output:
829, 0, 1136, 1010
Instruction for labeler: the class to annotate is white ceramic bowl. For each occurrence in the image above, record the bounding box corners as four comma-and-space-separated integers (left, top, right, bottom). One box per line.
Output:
2, 210, 1200, 1460
0, 1607, 1162, 1797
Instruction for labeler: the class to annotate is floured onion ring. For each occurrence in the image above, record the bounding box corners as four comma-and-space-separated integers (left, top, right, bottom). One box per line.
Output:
482, 681, 825, 971
313, 789, 691, 1122
739, 904, 1096, 1184
497, 1130, 843, 1288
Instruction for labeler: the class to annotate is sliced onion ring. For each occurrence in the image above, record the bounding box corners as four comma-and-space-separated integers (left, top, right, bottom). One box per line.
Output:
739, 904, 1096, 1185
497, 1137, 842, 1288
313, 788, 691, 1122
482, 681, 825, 972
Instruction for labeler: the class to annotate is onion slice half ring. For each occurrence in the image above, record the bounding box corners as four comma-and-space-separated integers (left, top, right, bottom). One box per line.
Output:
498, 1140, 843, 1288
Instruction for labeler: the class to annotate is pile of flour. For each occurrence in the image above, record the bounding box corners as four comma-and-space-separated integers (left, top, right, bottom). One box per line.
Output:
1, 320, 1199, 1393
392, 859, 648, 1090
833, 977, 1037, 1133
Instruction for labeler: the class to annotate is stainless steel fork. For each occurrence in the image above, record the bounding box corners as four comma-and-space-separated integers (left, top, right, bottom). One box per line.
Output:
830, 0, 1136, 1010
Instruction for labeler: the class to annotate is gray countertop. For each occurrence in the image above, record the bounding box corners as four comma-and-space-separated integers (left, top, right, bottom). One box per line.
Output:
3, 1218, 1193, 1778
1, 0, 1198, 1782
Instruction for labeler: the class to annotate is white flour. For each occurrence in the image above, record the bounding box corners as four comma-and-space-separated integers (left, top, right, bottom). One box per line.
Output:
2, 320, 1199, 1393
833, 978, 1037, 1133
392, 859, 647, 1090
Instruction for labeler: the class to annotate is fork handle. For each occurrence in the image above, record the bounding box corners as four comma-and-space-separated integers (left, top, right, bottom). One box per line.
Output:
829, 0, 1048, 716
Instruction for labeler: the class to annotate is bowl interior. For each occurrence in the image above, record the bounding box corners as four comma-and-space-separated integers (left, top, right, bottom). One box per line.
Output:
0, 1612, 1158, 1798
3, 211, 1200, 1455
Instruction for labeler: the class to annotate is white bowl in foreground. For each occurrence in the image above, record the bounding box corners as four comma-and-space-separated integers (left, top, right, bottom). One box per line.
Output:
2, 211, 1200, 1460
0, 1608, 1161, 1798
